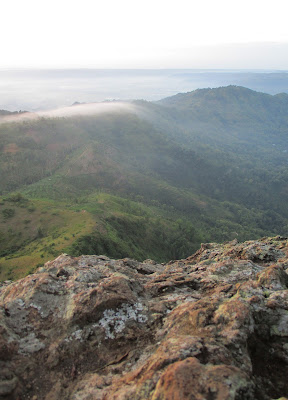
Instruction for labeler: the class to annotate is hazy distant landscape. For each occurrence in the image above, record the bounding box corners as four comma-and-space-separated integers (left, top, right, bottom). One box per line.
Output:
1, 84, 288, 280
1, 68, 288, 111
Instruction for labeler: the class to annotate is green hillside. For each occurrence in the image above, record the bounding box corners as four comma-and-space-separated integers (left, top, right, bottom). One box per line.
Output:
1, 86, 288, 279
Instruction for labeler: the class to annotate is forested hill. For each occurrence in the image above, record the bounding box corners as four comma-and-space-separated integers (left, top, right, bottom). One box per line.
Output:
152, 85, 288, 215
158, 85, 288, 122
1, 86, 288, 280
155, 85, 288, 145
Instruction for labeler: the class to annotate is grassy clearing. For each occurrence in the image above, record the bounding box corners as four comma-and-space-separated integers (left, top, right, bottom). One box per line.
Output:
0, 191, 204, 280
0, 196, 95, 280
0, 187, 276, 281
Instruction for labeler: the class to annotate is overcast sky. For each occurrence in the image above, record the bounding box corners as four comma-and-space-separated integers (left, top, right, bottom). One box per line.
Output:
1, 0, 288, 69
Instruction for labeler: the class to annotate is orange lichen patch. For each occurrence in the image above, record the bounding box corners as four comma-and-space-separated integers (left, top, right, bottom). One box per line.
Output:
161, 299, 218, 338
152, 357, 250, 400
258, 264, 288, 290
214, 298, 251, 328
1, 273, 51, 304
3, 143, 20, 153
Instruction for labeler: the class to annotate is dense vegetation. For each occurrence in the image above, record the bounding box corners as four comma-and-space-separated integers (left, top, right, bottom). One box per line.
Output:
1, 85, 288, 279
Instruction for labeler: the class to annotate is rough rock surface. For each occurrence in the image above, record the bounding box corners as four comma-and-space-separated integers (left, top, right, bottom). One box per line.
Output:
1, 236, 288, 399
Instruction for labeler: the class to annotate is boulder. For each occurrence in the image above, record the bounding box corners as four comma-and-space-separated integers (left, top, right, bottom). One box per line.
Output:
1, 237, 288, 399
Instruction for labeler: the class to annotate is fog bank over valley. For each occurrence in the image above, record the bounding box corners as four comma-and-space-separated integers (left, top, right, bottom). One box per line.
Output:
0, 101, 140, 124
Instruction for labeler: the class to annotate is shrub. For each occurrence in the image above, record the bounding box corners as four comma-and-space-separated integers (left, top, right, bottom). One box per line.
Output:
2, 208, 15, 219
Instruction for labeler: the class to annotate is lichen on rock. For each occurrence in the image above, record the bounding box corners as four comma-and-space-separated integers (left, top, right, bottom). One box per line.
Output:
1, 236, 288, 399
97, 302, 148, 339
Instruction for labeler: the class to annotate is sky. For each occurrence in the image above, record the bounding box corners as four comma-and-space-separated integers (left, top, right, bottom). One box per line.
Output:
1, 0, 288, 69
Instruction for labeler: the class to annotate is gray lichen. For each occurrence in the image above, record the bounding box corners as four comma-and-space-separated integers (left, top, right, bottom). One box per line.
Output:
97, 302, 148, 339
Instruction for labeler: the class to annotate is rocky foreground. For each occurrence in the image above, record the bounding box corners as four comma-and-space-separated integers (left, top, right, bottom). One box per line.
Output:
1, 237, 288, 399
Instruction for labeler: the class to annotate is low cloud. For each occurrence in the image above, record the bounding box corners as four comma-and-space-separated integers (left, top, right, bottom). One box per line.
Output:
0, 101, 140, 124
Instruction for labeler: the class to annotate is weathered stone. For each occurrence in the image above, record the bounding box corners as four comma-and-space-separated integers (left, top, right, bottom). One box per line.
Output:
1, 236, 288, 399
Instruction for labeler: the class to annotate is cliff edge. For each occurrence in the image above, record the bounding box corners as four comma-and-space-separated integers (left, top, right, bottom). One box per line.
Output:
1, 236, 288, 399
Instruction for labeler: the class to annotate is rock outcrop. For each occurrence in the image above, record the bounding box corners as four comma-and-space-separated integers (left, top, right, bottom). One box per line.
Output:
1, 236, 288, 399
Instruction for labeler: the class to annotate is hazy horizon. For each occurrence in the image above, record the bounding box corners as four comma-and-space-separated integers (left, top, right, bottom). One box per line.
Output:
1, 68, 288, 112
1, 0, 288, 110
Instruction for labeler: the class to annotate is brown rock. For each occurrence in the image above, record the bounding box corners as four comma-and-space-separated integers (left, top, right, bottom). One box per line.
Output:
1, 237, 288, 399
